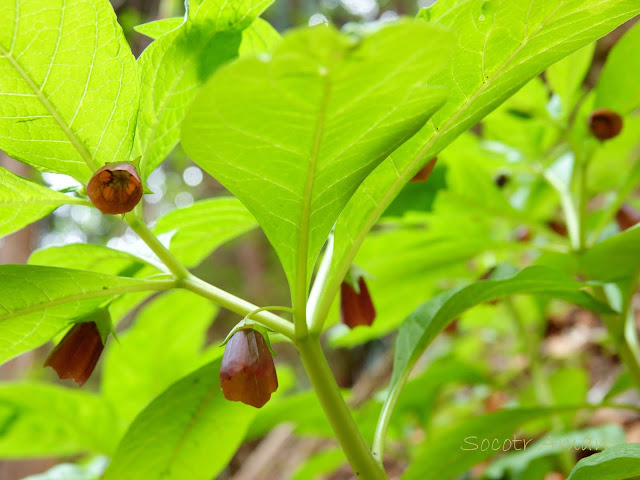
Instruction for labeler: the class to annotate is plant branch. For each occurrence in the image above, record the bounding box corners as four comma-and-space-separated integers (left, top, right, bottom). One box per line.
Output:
183, 275, 295, 340
297, 337, 389, 480
308, 232, 334, 334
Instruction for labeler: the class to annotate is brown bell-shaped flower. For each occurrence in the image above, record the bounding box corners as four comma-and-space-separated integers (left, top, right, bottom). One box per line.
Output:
87, 162, 143, 214
340, 276, 376, 329
588, 108, 623, 141
44, 321, 105, 386
410, 157, 437, 183
616, 203, 640, 231
220, 329, 278, 408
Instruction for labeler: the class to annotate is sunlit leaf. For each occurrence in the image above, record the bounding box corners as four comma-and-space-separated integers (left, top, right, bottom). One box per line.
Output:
182, 21, 454, 295
0, 0, 137, 181
0, 167, 88, 238
567, 443, 640, 480
104, 359, 256, 480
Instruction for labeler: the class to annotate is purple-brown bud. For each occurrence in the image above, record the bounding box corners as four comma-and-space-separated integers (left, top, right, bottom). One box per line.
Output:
340, 277, 376, 329
588, 108, 623, 141
220, 329, 278, 408
410, 157, 437, 183
87, 162, 143, 214
616, 203, 640, 231
44, 322, 105, 386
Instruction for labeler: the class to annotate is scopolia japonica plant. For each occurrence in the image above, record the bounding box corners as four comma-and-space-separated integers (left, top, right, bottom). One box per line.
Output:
0, 0, 640, 479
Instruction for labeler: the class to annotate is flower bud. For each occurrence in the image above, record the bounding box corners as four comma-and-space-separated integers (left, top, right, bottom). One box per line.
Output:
220, 329, 278, 408
87, 162, 143, 214
340, 276, 376, 329
410, 157, 437, 183
588, 108, 623, 141
494, 173, 509, 188
616, 203, 640, 231
44, 321, 105, 386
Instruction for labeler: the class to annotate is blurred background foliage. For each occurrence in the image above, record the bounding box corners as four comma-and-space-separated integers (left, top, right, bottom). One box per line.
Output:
0, 0, 638, 479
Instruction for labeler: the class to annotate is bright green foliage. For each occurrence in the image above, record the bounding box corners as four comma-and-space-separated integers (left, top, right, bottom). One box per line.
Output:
321, 0, 640, 323
567, 443, 640, 480
0, 167, 88, 238
101, 290, 218, 427
486, 424, 626, 479
182, 21, 453, 294
403, 408, 588, 480
154, 198, 258, 267
0, 265, 167, 364
0, 383, 116, 457
134, 17, 185, 39
0, 0, 137, 181
134, 0, 275, 179
546, 44, 595, 119
104, 359, 256, 480
595, 21, 640, 115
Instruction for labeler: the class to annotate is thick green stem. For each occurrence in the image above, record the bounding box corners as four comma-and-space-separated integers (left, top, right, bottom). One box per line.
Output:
297, 337, 389, 480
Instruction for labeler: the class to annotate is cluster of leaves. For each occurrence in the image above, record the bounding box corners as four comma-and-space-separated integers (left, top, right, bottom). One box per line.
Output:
0, 0, 640, 478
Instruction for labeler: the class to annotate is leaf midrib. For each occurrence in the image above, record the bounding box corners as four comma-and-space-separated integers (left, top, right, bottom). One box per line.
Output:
0, 44, 98, 173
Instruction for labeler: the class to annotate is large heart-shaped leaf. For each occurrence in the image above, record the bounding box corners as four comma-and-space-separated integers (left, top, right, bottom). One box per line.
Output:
0, 0, 137, 181
181, 21, 454, 301
317, 0, 640, 325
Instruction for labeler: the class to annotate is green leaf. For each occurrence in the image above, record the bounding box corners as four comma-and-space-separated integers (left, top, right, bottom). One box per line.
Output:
0, 383, 116, 457
134, 17, 185, 39
104, 359, 256, 480
102, 290, 218, 428
135, 16, 279, 56
0, 167, 88, 238
181, 21, 454, 295
290, 448, 345, 480
594, 21, 640, 115
0, 0, 138, 181
581, 226, 640, 282
323, 0, 640, 325
0, 265, 169, 364
486, 424, 626, 479
567, 443, 640, 480
547, 44, 595, 119
29, 243, 159, 277
135, 0, 274, 179
154, 197, 258, 267
381, 267, 613, 452
402, 408, 571, 480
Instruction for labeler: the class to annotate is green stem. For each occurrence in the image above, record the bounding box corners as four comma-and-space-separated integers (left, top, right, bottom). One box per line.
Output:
125, 211, 190, 280
183, 275, 295, 340
575, 159, 589, 251
372, 369, 408, 463
297, 337, 389, 480
308, 233, 334, 334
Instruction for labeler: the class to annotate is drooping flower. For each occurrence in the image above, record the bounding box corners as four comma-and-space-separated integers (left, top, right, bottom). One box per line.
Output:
340, 270, 376, 329
616, 203, 640, 231
87, 162, 143, 214
220, 328, 278, 408
45, 321, 105, 386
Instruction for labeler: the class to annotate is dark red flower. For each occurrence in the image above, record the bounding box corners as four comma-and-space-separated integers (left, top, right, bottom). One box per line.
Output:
616, 203, 640, 231
494, 173, 509, 188
340, 276, 376, 329
220, 329, 278, 408
410, 157, 437, 183
87, 162, 143, 214
588, 108, 623, 141
44, 322, 105, 386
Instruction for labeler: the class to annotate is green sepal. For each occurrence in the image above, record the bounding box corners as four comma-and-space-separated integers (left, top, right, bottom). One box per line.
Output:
343, 263, 374, 294
221, 322, 277, 357
74, 306, 115, 344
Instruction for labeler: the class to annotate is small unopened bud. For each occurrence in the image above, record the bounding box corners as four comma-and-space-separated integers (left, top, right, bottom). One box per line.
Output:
340, 276, 376, 329
87, 162, 143, 214
616, 203, 640, 231
410, 157, 437, 183
588, 108, 623, 141
547, 219, 568, 237
494, 173, 509, 188
45, 322, 105, 386
220, 329, 278, 408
